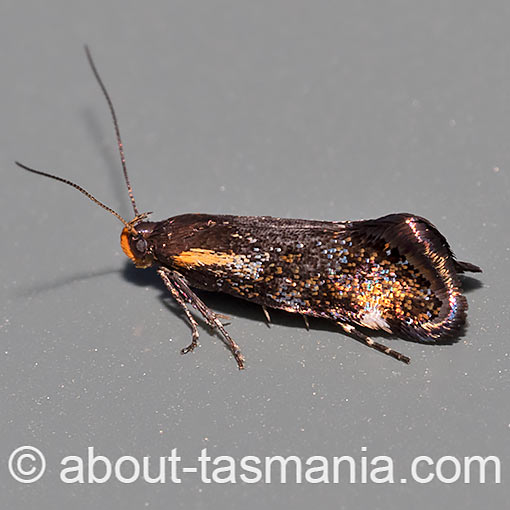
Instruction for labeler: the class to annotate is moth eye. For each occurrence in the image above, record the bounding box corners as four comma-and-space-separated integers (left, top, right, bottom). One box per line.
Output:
135, 238, 147, 253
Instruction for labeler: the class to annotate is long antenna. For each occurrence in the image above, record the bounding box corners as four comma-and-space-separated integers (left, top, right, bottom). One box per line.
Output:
15, 161, 138, 233
84, 45, 139, 216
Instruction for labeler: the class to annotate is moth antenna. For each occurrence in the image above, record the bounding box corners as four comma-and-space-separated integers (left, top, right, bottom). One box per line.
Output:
84, 45, 139, 216
15, 161, 138, 233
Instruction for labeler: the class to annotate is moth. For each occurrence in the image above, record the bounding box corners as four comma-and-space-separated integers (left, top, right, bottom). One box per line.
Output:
16, 48, 482, 369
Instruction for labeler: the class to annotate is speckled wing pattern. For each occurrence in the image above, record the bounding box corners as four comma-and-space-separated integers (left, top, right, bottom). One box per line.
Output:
149, 212, 480, 344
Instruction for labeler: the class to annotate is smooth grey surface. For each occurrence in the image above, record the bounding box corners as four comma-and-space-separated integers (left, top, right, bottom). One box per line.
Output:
1, 1, 508, 508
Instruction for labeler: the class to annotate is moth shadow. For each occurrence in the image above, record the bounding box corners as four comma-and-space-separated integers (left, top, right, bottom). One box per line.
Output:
82, 107, 133, 220
460, 275, 483, 293
15, 267, 121, 297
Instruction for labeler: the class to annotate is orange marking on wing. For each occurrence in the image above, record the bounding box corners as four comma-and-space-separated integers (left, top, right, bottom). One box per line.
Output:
174, 248, 236, 268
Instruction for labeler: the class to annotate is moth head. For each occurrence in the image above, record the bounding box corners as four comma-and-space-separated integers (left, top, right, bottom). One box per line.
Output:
120, 217, 156, 268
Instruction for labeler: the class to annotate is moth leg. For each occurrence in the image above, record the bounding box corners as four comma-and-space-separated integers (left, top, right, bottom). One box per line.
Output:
159, 267, 245, 369
262, 305, 271, 327
157, 268, 199, 355
337, 322, 410, 364
301, 314, 310, 331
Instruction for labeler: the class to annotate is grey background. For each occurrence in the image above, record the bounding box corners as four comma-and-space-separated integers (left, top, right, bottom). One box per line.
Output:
1, 1, 508, 508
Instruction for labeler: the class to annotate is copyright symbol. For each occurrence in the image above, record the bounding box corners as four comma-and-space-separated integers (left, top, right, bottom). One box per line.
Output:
8, 446, 46, 483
